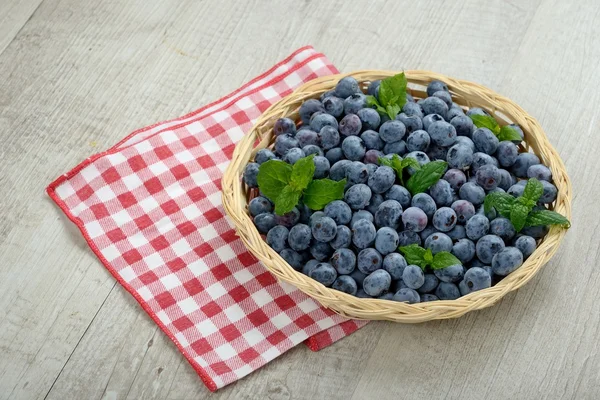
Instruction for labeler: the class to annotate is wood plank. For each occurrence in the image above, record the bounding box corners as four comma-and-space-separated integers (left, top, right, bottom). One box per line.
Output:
0, 0, 43, 55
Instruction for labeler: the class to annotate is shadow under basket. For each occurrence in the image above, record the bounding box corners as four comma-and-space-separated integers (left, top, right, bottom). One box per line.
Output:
221, 70, 572, 323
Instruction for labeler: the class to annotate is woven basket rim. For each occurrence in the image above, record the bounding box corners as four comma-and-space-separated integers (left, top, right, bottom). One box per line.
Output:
222, 70, 572, 323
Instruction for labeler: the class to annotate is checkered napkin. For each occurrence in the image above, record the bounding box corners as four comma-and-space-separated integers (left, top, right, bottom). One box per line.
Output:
47, 46, 368, 391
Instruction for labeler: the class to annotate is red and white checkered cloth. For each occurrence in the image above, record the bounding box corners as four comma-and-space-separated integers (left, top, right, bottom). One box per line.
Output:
47, 46, 368, 391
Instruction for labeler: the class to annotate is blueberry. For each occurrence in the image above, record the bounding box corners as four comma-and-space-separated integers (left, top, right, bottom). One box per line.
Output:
350, 269, 368, 289
495, 141, 518, 167
321, 149, 341, 166
429, 179, 455, 207
312, 156, 330, 179
398, 231, 422, 247
309, 212, 325, 227
402, 102, 424, 118
446, 144, 473, 170
400, 265, 424, 289
364, 166, 394, 195
514, 235, 536, 259
339, 114, 362, 137
254, 212, 277, 233
385, 185, 412, 209
367, 80, 381, 97
393, 288, 421, 303
276, 207, 300, 227
283, 147, 306, 164
491, 246, 523, 276
459, 182, 486, 205
527, 164, 552, 181
497, 168, 514, 191
280, 248, 304, 270
375, 227, 400, 255
426, 144, 448, 161
330, 248, 357, 274
463, 267, 491, 292
274, 134, 299, 156
434, 264, 464, 283
459, 279, 471, 296
539, 180, 558, 203
473, 128, 499, 155
427, 80, 449, 96
314, 127, 338, 151
342, 136, 366, 161
383, 140, 408, 155
420, 97, 448, 119
443, 169, 467, 192
396, 113, 423, 134
427, 121, 457, 146
310, 112, 338, 133
402, 207, 429, 232
466, 107, 490, 117
344, 93, 367, 115
452, 238, 476, 264
421, 294, 439, 302
302, 259, 319, 276
378, 292, 394, 300
356, 108, 381, 131
330, 160, 352, 181
394, 279, 410, 291
361, 130, 384, 151
476, 234, 506, 264
274, 117, 297, 136
357, 248, 383, 274
345, 183, 372, 210
364, 149, 384, 165
243, 162, 259, 187
302, 144, 324, 157
383, 253, 408, 280
310, 241, 333, 261
330, 225, 352, 249
476, 164, 501, 190
476, 204, 497, 221
363, 269, 392, 296
435, 282, 460, 300
312, 216, 337, 242
287, 224, 311, 252
332, 275, 358, 295
450, 115, 474, 137
447, 104, 465, 121
351, 210, 374, 227
322, 96, 344, 118
299, 99, 325, 125
432, 90, 452, 107
295, 129, 319, 148
425, 232, 453, 254
471, 152, 499, 173
422, 114, 444, 131
356, 289, 371, 298
455, 136, 475, 152
367, 193, 385, 215
511, 152, 540, 178
520, 225, 548, 239
379, 120, 406, 143
267, 226, 289, 252
298, 204, 311, 224
374, 200, 403, 229
446, 224, 467, 241
417, 274, 439, 294
309, 262, 338, 286
335, 76, 360, 99
406, 130, 431, 152
490, 217, 516, 242
352, 219, 377, 249
507, 183, 525, 197
320, 90, 336, 101
249, 196, 272, 217
255, 149, 276, 164
451, 200, 475, 225
465, 215, 490, 243
323, 201, 351, 226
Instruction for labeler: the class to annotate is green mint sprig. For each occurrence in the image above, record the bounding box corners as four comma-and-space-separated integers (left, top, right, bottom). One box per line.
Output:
469, 114, 522, 142
256, 154, 346, 215
399, 244, 462, 271
405, 160, 447, 195
484, 178, 570, 232
366, 72, 408, 120
378, 154, 420, 185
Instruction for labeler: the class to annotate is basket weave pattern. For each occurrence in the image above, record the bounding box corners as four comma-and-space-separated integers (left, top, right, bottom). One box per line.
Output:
222, 71, 572, 323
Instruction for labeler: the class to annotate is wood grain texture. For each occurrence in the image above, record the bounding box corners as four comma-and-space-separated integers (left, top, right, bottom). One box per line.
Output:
0, 0, 598, 399
0, 0, 43, 55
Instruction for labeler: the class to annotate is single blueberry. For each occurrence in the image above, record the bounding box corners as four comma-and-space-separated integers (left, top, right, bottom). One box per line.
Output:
288, 223, 312, 252
309, 263, 338, 286
383, 253, 408, 280
351, 219, 377, 249
255, 149, 276, 164
274, 117, 297, 136
476, 234, 506, 264
452, 238, 476, 264
254, 212, 277, 233
491, 246, 523, 276
363, 269, 392, 297
393, 288, 421, 303
332, 275, 358, 295
345, 183, 372, 210
411, 193, 437, 219
434, 264, 465, 283
266, 225, 289, 252
330, 248, 357, 274
435, 282, 460, 300
357, 248, 383, 274
342, 135, 366, 161
243, 162, 260, 187
425, 232, 453, 254
339, 114, 362, 137
375, 227, 400, 255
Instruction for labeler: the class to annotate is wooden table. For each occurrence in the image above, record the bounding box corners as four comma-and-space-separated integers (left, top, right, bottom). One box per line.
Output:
1, 1, 597, 398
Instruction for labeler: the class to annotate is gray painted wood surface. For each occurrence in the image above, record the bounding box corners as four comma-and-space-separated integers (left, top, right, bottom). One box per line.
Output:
0, 0, 598, 399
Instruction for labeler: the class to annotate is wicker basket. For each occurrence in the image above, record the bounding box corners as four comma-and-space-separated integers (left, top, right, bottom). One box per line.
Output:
222, 71, 572, 323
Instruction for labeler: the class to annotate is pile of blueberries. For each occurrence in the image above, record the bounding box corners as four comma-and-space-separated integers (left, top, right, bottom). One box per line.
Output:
243, 76, 557, 303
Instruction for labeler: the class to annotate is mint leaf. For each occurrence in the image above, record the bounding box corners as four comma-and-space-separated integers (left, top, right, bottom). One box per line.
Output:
423, 248, 434, 264
378, 156, 393, 168
377, 73, 407, 118
399, 244, 427, 266
470, 115, 500, 134
497, 125, 523, 142
510, 203, 530, 232
386, 104, 401, 120
401, 157, 421, 170
257, 160, 292, 202
522, 178, 544, 203
405, 161, 447, 195
378, 82, 394, 107
366, 95, 387, 116
303, 178, 346, 210
290, 154, 315, 191
432, 252, 462, 270
275, 186, 302, 215
525, 210, 571, 228
484, 191, 516, 217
